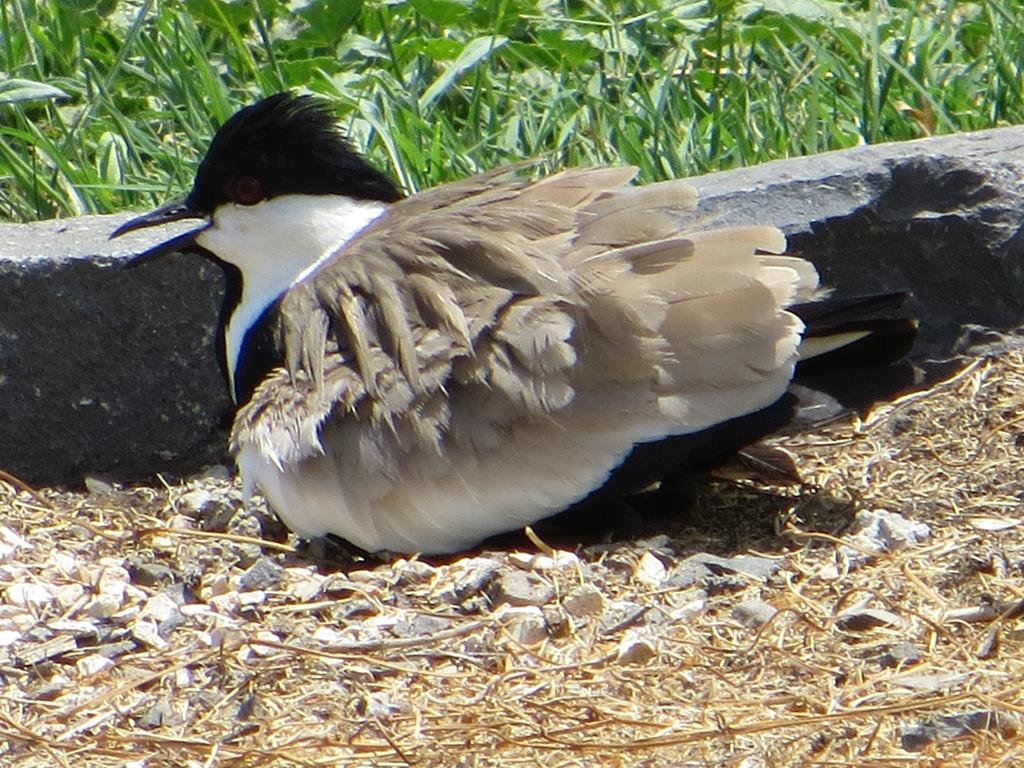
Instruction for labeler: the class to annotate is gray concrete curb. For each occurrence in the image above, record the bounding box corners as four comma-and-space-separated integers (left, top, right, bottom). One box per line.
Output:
3, 127, 1024, 484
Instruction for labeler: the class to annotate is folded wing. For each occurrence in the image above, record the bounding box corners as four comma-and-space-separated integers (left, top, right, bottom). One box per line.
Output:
231, 166, 821, 553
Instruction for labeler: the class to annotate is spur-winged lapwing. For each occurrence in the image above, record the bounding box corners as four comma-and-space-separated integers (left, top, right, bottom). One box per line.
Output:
112, 93, 916, 554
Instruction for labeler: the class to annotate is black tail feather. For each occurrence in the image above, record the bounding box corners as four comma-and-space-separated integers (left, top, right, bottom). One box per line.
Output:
793, 291, 919, 410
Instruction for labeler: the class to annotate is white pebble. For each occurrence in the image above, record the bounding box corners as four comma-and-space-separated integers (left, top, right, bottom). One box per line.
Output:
83, 594, 121, 619
0, 629, 20, 647
208, 591, 240, 614
635, 551, 667, 587
97, 565, 131, 600
44, 550, 78, 577
131, 618, 168, 649
54, 583, 86, 611
6, 582, 56, 610
140, 593, 183, 623
249, 630, 280, 656
76, 654, 114, 678
0, 526, 28, 559
617, 630, 658, 665
200, 573, 230, 600
509, 550, 580, 571
177, 488, 214, 515
311, 626, 344, 645
238, 590, 266, 606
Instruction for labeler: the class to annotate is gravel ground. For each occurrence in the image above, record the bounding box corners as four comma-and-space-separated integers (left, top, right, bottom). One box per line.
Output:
2, 349, 1023, 766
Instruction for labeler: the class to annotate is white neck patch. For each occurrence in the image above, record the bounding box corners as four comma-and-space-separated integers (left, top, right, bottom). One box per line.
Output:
195, 194, 388, 401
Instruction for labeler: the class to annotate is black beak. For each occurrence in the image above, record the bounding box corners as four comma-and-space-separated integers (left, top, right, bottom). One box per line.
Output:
110, 199, 211, 267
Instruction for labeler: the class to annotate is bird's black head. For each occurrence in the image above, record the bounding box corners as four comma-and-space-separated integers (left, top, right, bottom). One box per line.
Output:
187, 92, 403, 213
110, 92, 402, 256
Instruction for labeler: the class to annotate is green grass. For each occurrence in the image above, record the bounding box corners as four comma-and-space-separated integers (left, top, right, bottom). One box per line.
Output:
1, 0, 1022, 221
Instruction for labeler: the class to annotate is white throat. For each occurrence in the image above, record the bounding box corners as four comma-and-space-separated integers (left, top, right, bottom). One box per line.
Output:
195, 194, 388, 401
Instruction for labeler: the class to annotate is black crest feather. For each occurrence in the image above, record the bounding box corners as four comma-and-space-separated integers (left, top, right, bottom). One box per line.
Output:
186, 92, 402, 211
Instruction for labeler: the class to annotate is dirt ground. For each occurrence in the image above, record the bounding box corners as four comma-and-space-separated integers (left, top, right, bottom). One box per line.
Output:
2, 349, 1023, 767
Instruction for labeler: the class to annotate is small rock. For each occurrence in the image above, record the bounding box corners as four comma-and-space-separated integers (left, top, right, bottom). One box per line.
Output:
491, 570, 554, 608
0, 630, 20, 647
26, 626, 54, 643
289, 574, 326, 602
310, 626, 344, 646
238, 590, 266, 607
76, 653, 114, 678
199, 573, 230, 601
47, 619, 98, 639
83, 594, 121, 619
543, 604, 570, 638
704, 575, 749, 595
667, 553, 780, 589
196, 496, 238, 532
665, 559, 712, 588
139, 593, 184, 625
634, 551, 668, 587
436, 557, 501, 604
97, 565, 131, 601
28, 674, 71, 701
249, 630, 280, 656
901, 710, 1017, 752
616, 630, 657, 665
0, 526, 28, 559
363, 693, 411, 718
393, 559, 437, 585
333, 598, 376, 620
637, 534, 671, 551
669, 594, 707, 623
835, 607, 906, 632
54, 583, 85, 611
204, 626, 245, 649
138, 698, 183, 729
499, 606, 548, 645
878, 642, 923, 669
348, 570, 384, 585
392, 614, 451, 639
130, 618, 168, 649
599, 600, 648, 635
563, 585, 605, 618
893, 672, 968, 693
840, 509, 931, 568
129, 562, 176, 588
6, 582, 56, 610
176, 488, 214, 516
977, 627, 1000, 660
508, 550, 580, 571
15, 634, 76, 665
84, 476, 114, 495
701, 553, 780, 580
236, 557, 284, 592
227, 510, 262, 539
207, 591, 241, 615
732, 599, 777, 630
45, 550, 78, 577
190, 465, 234, 482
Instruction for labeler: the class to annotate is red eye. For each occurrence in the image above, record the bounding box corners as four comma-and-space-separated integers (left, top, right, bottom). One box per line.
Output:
230, 176, 264, 205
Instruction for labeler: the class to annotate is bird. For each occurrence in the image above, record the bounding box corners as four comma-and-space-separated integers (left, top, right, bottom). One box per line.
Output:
111, 92, 916, 554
